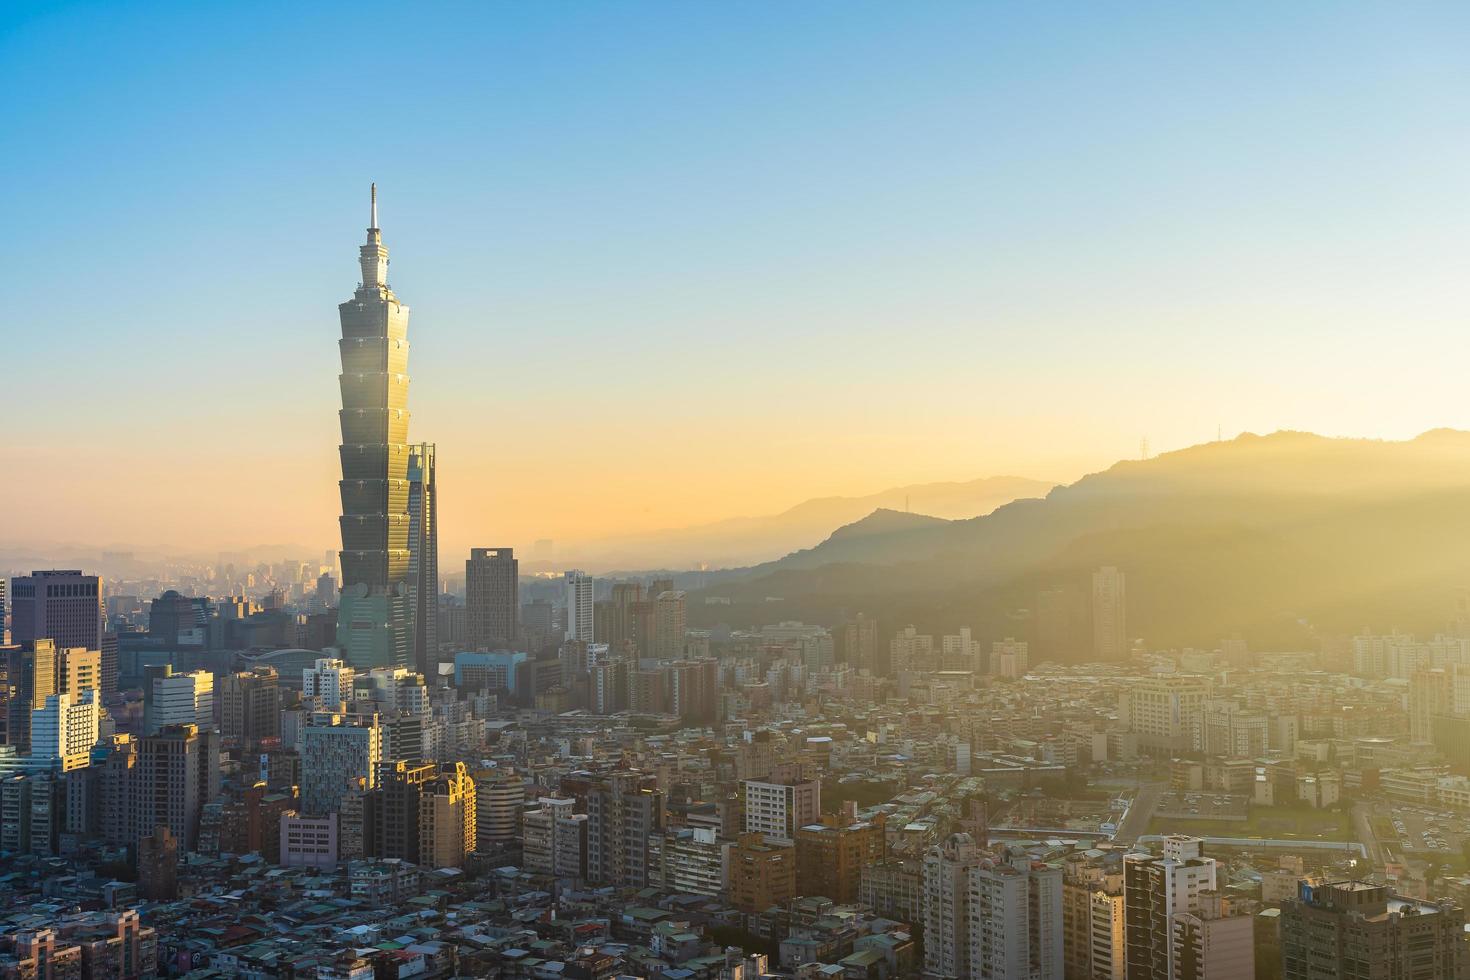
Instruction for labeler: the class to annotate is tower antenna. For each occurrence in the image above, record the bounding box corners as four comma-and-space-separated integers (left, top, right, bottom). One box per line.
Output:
370, 183, 378, 229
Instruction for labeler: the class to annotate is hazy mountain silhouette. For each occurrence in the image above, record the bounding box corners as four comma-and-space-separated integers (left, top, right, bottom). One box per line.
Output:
698, 431, 1470, 649
560, 475, 1052, 571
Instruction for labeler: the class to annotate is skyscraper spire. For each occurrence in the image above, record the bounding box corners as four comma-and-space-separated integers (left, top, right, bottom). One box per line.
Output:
370, 182, 378, 231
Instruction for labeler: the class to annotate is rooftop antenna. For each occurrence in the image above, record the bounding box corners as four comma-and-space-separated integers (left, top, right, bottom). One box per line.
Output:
370, 182, 378, 229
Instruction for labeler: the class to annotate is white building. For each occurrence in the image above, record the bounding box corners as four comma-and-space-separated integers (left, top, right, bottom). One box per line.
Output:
564, 570, 594, 643
968, 849, 1064, 980
304, 657, 355, 707
743, 776, 820, 843
143, 668, 213, 735
1123, 837, 1220, 980
923, 832, 982, 977
1121, 673, 1212, 756
30, 689, 100, 771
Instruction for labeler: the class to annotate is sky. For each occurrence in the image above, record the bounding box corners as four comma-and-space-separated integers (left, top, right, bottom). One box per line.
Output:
3, 1, 1470, 562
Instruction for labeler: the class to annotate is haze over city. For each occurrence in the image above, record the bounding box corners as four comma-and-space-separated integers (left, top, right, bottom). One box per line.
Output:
9, 5, 1470, 980
6, 2, 1470, 561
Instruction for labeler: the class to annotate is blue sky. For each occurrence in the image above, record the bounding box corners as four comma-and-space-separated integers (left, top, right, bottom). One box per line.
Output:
3, 1, 1469, 555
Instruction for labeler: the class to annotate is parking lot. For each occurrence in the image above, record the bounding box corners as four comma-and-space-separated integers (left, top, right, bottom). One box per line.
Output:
1156, 791, 1250, 821
1383, 806, 1470, 858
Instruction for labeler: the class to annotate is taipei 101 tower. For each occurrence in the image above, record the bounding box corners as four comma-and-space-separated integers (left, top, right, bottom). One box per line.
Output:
335, 185, 414, 670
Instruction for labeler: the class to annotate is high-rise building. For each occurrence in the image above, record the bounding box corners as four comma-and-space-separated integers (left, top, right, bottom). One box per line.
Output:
57, 647, 100, 697
564, 570, 594, 643
1091, 566, 1127, 661
472, 766, 525, 848
419, 761, 476, 869
1280, 880, 1464, 980
406, 443, 439, 675
303, 657, 355, 708
0, 578, 7, 645
104, 725, 220, 851
521, 598, 556, 652
1124, 837, 1221, 980
669, 659, 719, 725
30, 689, 101, 771
1122, 675, 1212, 756
2, 640, 56, 751
795, 808, 887, 903
968, 849, 1065, 980
586, 770, 663, 887
730, 832, 797, 913
335, 185, 414, 671
466, 548, 519, 650
744, 773, 820, 844
219, 667, 282, 746
653, 590, 687, 659
992, 637, 1029, 678
10, 571, 102, 652
923, 832, 983, 978
1170, 891, 1254, 980
1061, 851, 1125, 980
367, 759, 436, 862
99, 632, 118, 697
299, 714, 382, 815
841, 614, 879, 672
143, 666, 214, 736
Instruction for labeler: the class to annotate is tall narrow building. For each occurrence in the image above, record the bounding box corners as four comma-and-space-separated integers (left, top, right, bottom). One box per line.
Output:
407, 443, 439, 675
336, 185, 414, 670
466, 548, 519, 650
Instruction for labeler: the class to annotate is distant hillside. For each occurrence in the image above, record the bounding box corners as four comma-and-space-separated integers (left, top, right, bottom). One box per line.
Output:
558, 475, 1052, 572
694, 431, 1470, 650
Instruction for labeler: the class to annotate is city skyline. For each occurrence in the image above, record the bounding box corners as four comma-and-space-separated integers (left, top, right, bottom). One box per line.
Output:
6, 3, 1470, 560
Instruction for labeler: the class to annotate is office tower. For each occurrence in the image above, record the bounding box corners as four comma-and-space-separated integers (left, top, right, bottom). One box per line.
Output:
564, 570, 594, 643
466, 548, 518, 650
1122, 674, 1213, 756
104, 724, 219, 851
57, 647, 99, 696
1281, 880, 1463, 980
219, 667, 282, 746
147, 590, 209, 646
99, 632, 118, 697
1124, 837, 1221, 980
2, 639, 56, 750
730, 832, 797, 913
923, 832, 983, 977
143, 666, 214, 735
841, 614, 879, 672
586, 770, 664, 887
299, 715, 382, 814
368, 759, 436, 861
30, 689, 101, 771
653, 590, 687, 659
473, 766, 525, 847
1091, 566, 1127, 660
968, 849, 1065, 980
335, 185, 414, 671
303, 657, 355, 708
743, 773, 820, 844
406, 442, 439, 675
10, 570, 102, 651
796, 808, 887, 903
419, 761, 476, 869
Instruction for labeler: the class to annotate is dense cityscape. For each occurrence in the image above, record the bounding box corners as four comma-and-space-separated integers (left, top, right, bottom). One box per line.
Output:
3, 190, 1470, 980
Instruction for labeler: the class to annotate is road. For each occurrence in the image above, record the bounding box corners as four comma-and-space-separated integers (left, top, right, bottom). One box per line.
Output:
1351, 802, 1386, 871
1113, 781, 1166, 845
